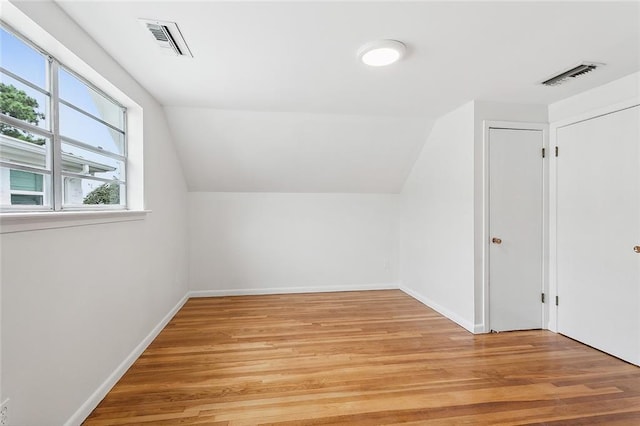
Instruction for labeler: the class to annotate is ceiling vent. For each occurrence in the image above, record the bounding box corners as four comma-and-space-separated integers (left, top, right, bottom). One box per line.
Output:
139, 19, 193, 57
541, 62, 603, 86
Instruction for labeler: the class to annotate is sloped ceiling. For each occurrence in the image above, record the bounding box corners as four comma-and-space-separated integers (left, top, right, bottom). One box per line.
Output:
165, 108, 431, 192
52, 0, 640, 192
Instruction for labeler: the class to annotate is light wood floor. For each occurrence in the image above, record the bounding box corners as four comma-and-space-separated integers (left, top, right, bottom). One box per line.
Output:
84, 290, 640, 425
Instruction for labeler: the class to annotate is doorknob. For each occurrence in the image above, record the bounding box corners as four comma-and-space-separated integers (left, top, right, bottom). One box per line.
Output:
492, 237, 502, 244
634, 246, 640, 253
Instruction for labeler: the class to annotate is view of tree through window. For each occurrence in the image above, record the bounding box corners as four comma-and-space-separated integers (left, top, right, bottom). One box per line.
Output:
0, 83, 46, 144
0, 25, 127, 210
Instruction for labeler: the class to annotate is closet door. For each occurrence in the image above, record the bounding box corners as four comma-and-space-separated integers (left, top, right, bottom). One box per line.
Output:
556, 105, 639, 365
489, 128, 544, 332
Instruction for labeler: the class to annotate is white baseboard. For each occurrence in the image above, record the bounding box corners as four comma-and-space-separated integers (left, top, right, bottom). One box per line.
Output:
189, 283, 399, 298
399, 285, 476, 333
64, 293, 190, 426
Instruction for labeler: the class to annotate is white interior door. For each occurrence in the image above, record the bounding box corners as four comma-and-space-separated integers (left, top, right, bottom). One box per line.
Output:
489, 128, 543, 332
557, 105, 640, 365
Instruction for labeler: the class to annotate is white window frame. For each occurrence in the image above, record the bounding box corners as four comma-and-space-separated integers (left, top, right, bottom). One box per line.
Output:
0, 3, 146, 234
0, 22, 128, 212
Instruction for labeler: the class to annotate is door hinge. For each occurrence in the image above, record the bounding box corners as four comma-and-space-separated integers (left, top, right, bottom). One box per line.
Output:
542, 148, 546, 158
555, 146, 559, 157
541, 293, 545, 303
555, 295, 559, 306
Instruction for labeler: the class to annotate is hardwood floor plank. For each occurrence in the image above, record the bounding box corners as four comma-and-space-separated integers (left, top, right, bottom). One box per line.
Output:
83, 290, 640, 425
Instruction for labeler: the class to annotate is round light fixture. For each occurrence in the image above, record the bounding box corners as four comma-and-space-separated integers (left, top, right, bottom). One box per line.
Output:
358, 40, 406, 67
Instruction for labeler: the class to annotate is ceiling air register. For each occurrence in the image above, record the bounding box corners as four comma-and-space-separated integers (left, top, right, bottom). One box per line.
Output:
139, 18, 193, 57
541, 62, 603, 86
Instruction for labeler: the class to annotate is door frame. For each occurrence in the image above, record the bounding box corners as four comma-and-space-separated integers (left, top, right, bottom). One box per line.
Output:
549, 98, 640, 333
482, 121, 549, 333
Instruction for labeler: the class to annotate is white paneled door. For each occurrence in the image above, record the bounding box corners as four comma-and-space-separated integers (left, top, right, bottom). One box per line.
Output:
557, 105, 640, 366
489, 128, 544, 332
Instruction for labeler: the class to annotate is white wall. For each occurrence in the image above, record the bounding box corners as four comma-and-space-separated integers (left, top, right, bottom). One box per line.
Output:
398, 101, 548, 332
0, 2, 189, 425
549, 71, 640, 122
398, 101, 476, 331
189, 192, 399, 294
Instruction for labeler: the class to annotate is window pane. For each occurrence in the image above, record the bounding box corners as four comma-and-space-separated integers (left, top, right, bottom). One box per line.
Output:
61, 143, 125, 181
59, 104, 124, 155
1, 72, 50, 130
63, 177, 124, 206
0, 131, 50, 169
59, 68, 124, 131
0, 166, 51, 207
0, 27, 47, 89
11, 193, 43, 205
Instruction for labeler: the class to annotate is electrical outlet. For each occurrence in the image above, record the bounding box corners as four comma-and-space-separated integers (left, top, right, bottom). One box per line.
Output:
0, 398, 9, 426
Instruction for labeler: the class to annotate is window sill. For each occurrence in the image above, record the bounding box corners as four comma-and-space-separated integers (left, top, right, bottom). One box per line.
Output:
0, 209, 150, 234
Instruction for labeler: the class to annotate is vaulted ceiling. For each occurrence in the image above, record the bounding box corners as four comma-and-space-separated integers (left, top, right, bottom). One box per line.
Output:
54, 1, 640, 192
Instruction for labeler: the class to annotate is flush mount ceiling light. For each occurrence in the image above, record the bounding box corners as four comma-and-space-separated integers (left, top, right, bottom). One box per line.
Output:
358, 40, 406, 67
